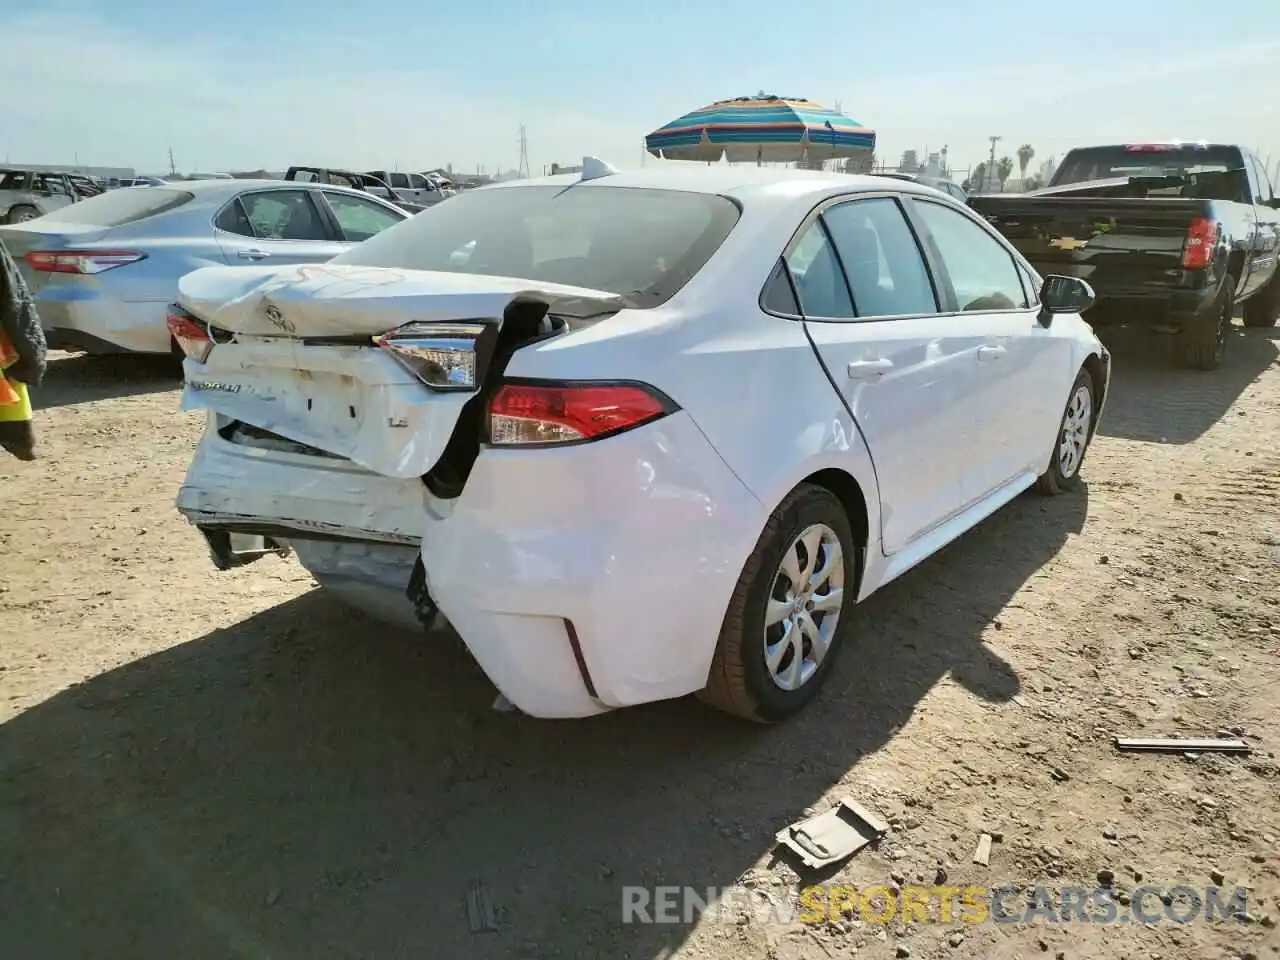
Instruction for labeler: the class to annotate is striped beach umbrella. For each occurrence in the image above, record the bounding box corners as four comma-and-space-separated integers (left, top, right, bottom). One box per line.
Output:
645, 94, 875, 165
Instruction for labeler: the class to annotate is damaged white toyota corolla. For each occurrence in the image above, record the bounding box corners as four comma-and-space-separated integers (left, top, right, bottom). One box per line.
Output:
172, 159, 1110, 722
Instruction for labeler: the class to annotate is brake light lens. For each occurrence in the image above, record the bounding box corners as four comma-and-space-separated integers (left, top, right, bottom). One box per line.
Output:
1182, 217, 1220, 270
24, 249, 145, 275
166, 304, 214, 363
374, 321, 489, 391
488, 381, 675, 446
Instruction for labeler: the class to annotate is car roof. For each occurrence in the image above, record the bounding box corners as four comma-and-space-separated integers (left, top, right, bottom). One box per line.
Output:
160, 178, 386, 201
480, 164, 952, 207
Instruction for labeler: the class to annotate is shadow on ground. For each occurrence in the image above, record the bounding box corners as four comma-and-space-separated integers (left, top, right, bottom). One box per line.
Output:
0, 489, 1088, 960
32, 352, 181, 410
1096, 324, 1279, 445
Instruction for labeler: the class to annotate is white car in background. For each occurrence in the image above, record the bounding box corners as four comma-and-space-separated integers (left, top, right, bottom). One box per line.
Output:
171, 160, 1110, 722
0, 179, 409, 354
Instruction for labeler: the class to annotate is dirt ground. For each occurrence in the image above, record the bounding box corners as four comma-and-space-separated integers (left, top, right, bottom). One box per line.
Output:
2, 325, 1279, 960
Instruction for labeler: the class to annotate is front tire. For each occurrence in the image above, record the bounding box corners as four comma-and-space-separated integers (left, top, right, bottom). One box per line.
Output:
1035, 368, 1095, 496
699, 483, 857, 723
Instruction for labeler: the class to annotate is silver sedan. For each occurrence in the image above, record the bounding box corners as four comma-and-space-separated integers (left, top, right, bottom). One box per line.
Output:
0, 179, 411, 354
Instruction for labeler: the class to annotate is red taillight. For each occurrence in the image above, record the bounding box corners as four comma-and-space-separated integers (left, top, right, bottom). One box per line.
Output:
1182, 217, 1220, 270
24, 249, 145, 275
488, 381, 674, 446
166, 304, 214, 363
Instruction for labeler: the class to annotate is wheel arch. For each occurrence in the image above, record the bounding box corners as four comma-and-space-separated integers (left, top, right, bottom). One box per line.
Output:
1081, 350, 1109, 433
763, 464, 875, 600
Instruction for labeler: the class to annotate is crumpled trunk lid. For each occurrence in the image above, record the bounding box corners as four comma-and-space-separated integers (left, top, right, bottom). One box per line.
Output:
176, 263, 623, 480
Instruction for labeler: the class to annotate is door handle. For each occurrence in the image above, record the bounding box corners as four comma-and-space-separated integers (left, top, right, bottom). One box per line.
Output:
846, 358, 894, 379
976, 345, 1006, 362
237, 249, 270, 261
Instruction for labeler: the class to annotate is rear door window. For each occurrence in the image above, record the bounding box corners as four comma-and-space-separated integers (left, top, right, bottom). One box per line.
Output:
822, 197, 939, 318
388, 173, 411, 190
217, 189, 330, 241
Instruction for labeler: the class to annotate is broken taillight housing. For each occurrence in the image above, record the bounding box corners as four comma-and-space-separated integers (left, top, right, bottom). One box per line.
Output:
166, 304, 214, 363
488, 380, 675, 446
374, 321, 491, 391
25, 249, 146, 274
1181, 217, 1220, 270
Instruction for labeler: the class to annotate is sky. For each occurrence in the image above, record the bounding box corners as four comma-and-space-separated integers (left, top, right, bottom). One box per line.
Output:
1, 0, 1278, 180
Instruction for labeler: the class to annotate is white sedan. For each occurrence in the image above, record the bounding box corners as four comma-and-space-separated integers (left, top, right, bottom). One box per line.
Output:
171, 159, 1110, 722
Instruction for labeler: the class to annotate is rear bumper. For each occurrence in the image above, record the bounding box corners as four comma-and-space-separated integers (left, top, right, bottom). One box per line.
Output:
175, 414, 428, 546
1084, 284, 1219, 329
34, 291, 171, 354
177, 409, 767, 720
419, 410, 766, 718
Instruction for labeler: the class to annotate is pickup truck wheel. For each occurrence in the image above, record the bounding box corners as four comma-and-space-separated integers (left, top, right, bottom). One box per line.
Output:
698, 483, 857, 723
1175, 281, 1232, 370
1034, 369, 1094, 495
5, 205, 38, 224
1241, 272, 1280, 328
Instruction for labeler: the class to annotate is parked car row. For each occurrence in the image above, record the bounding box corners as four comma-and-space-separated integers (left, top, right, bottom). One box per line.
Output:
164, 159, 1112, 722
0, 178, 411, 353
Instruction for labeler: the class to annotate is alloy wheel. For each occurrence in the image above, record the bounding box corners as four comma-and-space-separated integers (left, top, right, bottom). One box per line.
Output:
1058, 384, 1093, 479
763, 523, 845, 691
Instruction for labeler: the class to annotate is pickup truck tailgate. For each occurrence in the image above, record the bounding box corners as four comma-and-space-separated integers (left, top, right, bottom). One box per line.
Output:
971, 196, 1203, 291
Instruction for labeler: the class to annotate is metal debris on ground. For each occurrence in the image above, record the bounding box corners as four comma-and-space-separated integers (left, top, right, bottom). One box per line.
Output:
466, 879, 498, 933
973, 833, 993, 866
774, 799, 890, 871
1113, 737, 1250, 755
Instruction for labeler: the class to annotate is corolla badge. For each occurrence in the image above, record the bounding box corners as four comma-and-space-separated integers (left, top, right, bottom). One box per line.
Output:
188, 380, 243, 393
263, 304, 295, 333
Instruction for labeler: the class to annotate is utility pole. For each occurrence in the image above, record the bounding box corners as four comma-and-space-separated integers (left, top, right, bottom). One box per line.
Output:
987, 135, 1001, 192
167, 146, 177, 176
517, 124, 530, 179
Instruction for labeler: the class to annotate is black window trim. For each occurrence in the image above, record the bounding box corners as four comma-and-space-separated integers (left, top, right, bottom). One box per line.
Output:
758, 189, 953, 324
907, 195, 1044, 314
315, 187, 409, 242
213, 186, 339, 244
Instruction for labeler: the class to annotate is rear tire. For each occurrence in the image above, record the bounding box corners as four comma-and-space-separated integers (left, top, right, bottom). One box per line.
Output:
1175, 281, 1232, 370
5, 205, 38, 224
698, 483, 858, 723
1034, 368, 1095, 496
1242, 270, 1280, 328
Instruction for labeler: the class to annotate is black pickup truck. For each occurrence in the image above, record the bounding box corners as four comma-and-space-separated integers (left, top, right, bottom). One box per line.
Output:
969, 143, 1280, 370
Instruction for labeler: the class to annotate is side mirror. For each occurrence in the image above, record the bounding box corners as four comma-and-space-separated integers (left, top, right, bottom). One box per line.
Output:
1038, 275, 1095, 326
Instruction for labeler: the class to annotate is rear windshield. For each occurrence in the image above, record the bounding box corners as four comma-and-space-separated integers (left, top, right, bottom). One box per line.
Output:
330, 184, 742, 308
45, 187, 193, 226
1052, 145, 1244, 187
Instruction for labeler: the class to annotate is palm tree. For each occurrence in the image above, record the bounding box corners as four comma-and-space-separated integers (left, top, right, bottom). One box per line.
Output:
997, 156, 1015, 190
969, 161, 987, 193
1017, 144, 1035, 182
